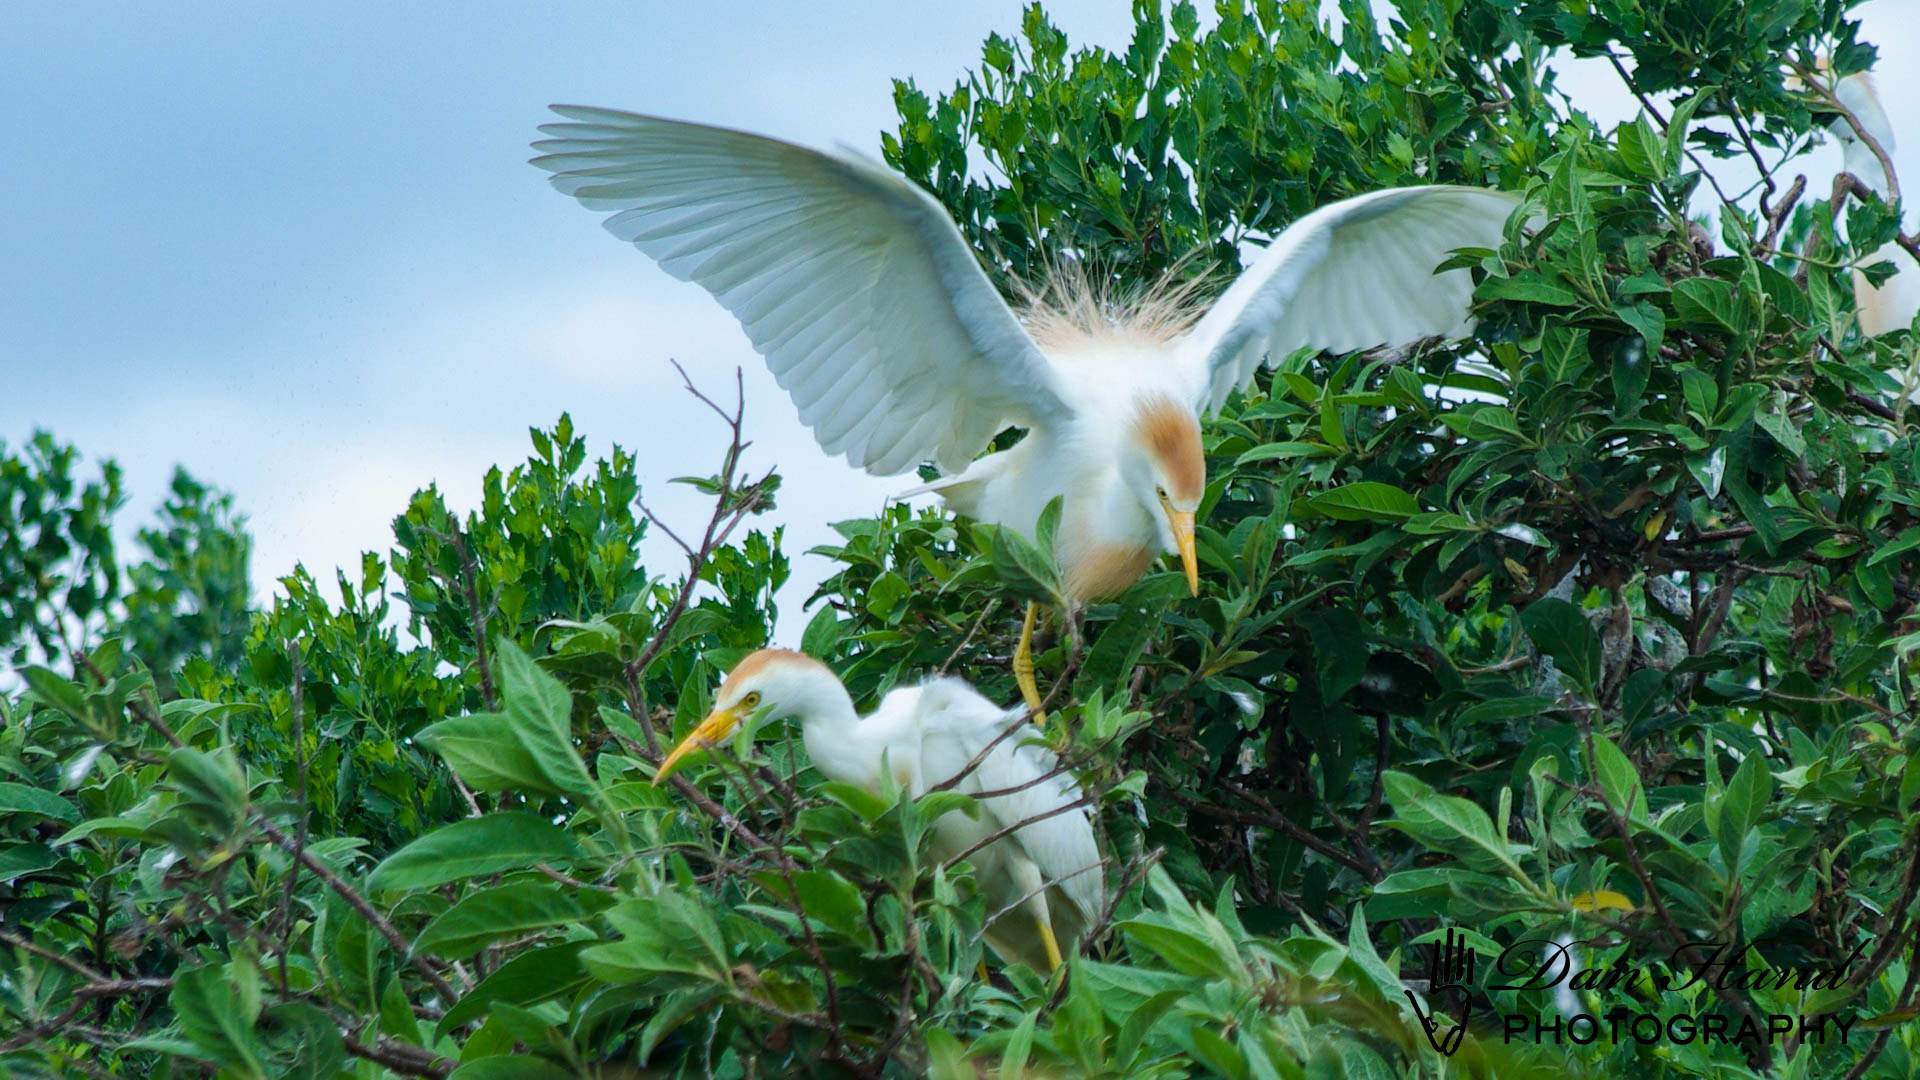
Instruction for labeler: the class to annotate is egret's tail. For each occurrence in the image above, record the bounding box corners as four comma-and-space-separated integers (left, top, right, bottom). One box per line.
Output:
892, 451, 1010, 519
894, 471, 980, 508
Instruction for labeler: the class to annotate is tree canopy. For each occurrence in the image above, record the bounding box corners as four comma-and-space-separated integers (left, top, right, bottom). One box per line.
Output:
3, 1, 1918, 1077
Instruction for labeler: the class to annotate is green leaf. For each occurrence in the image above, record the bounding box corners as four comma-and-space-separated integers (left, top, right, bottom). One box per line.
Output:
437, 943, 589, 1036
171, 964, 266, 1077
1234, 441, 1336, 466
988, 516, 1061, 603
1117, 919, 1236, 978
0, 841, 61, 883
368, 814, 583, 893
1520, 598, 1601, 695
1678, 366, 1719, 419
1867, 527, 1920, 567
1718, 753, 1772, 871
1612, 334, 1650, 413
416, 715, 551, 795
1380, 772, 1528, 881
1589, 735, 1648, 821
1672, 277, 1744, 334
1615, 115, 1663, 179
866, 570, 910, 619
585, 892, 730, 981
447, 1058, 577, 1080
1665, 89, 1711, 168
166, 746, 249, 826
0, 782, 80, 823
1075, 608, 1160, 697
799, 604, 844, 659
264, 1002, 345, 1080
20, 666, 88, 720
494, 640, 597, 799
1308, 482, 1419, 522
414, 883, 610, 959
1479, 275, 1580, 306
926, 1028, 971, 1080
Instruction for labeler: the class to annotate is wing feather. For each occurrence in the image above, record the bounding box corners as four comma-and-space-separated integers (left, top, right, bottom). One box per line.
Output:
534, 107, 1070, 475
1183, 185, 1520, 413
913, 679, 1106, 926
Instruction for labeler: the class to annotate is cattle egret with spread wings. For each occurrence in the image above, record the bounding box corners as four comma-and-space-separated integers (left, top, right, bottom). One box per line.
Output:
533, 108, 1518, 715
1824, 71, 1919, 339
653, 648, 1104, 973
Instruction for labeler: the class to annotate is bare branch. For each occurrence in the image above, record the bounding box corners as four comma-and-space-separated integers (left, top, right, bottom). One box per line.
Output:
628, 365, 771, 689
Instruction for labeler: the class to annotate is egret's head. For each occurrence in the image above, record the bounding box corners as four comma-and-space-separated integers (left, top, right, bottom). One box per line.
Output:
1128, 395, 1205, 595
654, 649, 834, 782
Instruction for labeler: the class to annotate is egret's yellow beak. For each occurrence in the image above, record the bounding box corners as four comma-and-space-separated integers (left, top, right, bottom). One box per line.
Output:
1164, 503, 1199, 596
654, 703, 745, 784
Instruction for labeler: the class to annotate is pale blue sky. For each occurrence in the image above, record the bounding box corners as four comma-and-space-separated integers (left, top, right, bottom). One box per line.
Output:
0, 1, 1133, 619
3, 2, 1913, 631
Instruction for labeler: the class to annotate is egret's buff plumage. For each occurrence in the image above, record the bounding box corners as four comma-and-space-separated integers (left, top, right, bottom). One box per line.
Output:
656, 648, 1104, 972
1015, 260, 1209, 354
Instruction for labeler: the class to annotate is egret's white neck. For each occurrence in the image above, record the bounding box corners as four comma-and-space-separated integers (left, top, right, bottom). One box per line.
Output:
1836, 78, 1898, 200
1846, 139, 1894, 199
788, 675, 866, 785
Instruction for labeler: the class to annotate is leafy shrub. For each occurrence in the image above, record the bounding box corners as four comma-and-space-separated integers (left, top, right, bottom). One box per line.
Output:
4, 1, 1919, 1077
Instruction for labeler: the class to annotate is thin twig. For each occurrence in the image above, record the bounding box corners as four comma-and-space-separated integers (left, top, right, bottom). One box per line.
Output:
1177, 779, 1382, 882
628, 365, 771, 686
925, 707, 1039, 794
939, 599, 999, 674
342, 1033, 455, 1078
939, 792, 1097, 873
256, 817, 463, 1004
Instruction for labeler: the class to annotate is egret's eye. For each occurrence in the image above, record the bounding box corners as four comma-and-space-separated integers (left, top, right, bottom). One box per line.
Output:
1155, 485, 1169, 500
741, 692, 761, 709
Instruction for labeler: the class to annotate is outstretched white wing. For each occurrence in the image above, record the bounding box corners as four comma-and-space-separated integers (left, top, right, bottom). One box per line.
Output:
1182, 185, 1521, 413
914, 679, 1105, 925
533, 107, 1069, 476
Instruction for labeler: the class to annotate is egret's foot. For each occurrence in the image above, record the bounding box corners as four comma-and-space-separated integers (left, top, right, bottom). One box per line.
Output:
1038, 919, 1065, 973
1013, 602, 1047, 726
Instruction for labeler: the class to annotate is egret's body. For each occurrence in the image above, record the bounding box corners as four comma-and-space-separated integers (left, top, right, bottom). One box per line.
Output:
1831, 73, 1919, 338
657, 649, 1103, 972
535, 108, 1518, 708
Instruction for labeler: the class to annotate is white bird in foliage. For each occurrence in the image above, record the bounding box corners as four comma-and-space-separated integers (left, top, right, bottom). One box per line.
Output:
534, 108, 1517, 714
653, 648, 1104, 973
1826, 71, 1919, 338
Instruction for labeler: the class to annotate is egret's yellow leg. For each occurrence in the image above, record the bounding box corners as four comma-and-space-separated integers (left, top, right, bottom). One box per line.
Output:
1014, 602, 1047, 725
978, 961, 991, 982
1038, 917, 1065, 973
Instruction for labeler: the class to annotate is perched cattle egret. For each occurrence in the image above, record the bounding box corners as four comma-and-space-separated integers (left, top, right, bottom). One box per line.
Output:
654, 648, 1104, 973
1828, 72, 1918, 338
534, 108, 1517, 714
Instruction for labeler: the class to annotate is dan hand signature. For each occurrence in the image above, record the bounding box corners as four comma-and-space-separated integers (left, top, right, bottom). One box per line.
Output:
1404, 927, 1475, 1057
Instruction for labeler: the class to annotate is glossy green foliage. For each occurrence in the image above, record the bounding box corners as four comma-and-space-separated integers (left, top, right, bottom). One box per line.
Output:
5, 1, 1920, 1077
0, 432, 125, 671
122, 469, 254, 696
